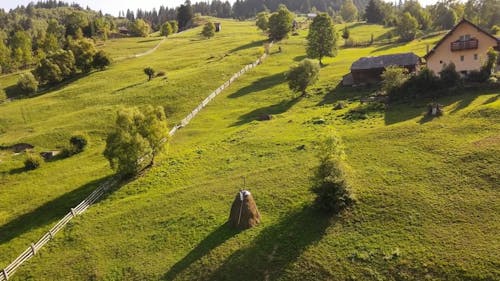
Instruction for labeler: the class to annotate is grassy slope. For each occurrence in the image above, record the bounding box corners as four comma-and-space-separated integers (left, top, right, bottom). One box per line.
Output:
0, 19, 266, 267
2, 23, 500, 280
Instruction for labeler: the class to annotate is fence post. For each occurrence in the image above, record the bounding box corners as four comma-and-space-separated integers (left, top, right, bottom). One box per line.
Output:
2, 269, 8, 280
70, 208, 76, 217
48, 230, 53, 239
31, 243, 36, 255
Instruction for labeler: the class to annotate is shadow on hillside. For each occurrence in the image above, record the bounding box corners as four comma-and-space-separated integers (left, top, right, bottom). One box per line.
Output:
5, 73, 91, 100
0, 175, 120, 245
138, 38, 163, 43
230, 39, 268, 53
113, 81, 147, 93
162, 223, 240, 280
370, 42, 406, 53
483, 94, 499, 105
206, 207, 332, 281
231, 97, 301, 127
317, 82, 373, 106
228, 72, 286, 99
293, 55, 306, 62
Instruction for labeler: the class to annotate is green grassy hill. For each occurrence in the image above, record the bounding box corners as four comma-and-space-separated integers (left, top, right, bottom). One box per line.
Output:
1, 20, 499, 281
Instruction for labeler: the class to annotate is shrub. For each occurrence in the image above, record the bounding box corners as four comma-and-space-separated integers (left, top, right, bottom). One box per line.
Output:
439, 62, 461, 88
24, 153, 43, 170
17, 73, 38, 95
286, 59, 320, 96
488, 76, 498, 84
169, 20, 179, 33
70, 133, 88, 154
160, 22, 173, 37
92, 50, 111, 70
202, 22, 215, 39
144, 67, 155, 81
491, 25, 500, 35
313, 135, 354, 213
381, 66, 409, 96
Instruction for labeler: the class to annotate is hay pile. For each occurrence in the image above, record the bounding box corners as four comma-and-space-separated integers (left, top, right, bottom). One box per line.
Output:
228, 190, 260, 230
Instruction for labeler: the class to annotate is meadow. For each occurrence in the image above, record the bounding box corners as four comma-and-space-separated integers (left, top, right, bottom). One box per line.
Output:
0, 19, 499, 280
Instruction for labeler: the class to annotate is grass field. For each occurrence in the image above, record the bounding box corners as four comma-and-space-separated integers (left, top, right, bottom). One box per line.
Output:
1, 20, 499, 281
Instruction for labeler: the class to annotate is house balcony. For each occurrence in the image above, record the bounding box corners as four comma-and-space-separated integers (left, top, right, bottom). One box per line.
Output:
451, 39, 478, 51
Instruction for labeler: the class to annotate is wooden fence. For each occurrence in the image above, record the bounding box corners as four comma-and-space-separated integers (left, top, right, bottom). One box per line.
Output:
0, 43, 272, 281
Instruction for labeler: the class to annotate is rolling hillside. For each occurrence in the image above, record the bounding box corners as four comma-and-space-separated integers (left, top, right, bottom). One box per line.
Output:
1, 20, 499, 281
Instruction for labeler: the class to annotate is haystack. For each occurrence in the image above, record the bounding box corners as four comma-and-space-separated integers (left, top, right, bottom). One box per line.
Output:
228, 190, 260, 230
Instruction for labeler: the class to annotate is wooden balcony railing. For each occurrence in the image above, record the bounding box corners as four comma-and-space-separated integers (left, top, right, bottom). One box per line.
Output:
451, 39, 478, 51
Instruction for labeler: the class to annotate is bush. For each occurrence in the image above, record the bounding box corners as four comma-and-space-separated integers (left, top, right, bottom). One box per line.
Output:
491, 25, 500, 35
17, 73, 38, 95
144, 67, 155, 81
24, 153, 43, 170
439, 62, 461, 88
313, 135, 354, 213
286, 59, 320, 96
160, 22, 173, 37
381, 66, 409, 97
70, 133, 88, 154
202, 22, 215, 39
92, 50, 111, 70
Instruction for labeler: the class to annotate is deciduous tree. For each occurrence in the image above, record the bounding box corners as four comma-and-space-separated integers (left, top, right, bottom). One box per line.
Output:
307, 14, 338, 65
286, 59, 320, 96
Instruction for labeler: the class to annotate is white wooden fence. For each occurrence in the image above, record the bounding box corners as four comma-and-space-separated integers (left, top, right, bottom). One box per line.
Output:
0, 44, 272, 281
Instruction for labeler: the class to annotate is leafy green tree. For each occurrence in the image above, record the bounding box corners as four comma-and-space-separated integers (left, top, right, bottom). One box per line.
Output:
340, 0, 358, 22
286, 59, 320, 96
342, 26, 350, 40
177, 1, 194, 30
403, 0, 431, 30
42, 33, 60, 54
103, 106, 169, 176
33, 50, 75, 85
128, 19, 151, 37
64, 11, 89, 37
33, 58, 63, 85
144, 67, 155, 81
68, 38, 97, 73
169, 20, 179, 33
313, 135, 354, 214
10, 31, 33, 68
17, 73, 38, 95
202, 21, 216, 39
160, 22, 173, 36
256, 11, 270, 32
482, 47, 498, 76
307, 14, 338, 65
365, 0, 385, 24
268, 5, 294, 41
396, 12, 418, 41
0, 33, 11, 73
92, 50, 111, 70
381, 66, 409, 94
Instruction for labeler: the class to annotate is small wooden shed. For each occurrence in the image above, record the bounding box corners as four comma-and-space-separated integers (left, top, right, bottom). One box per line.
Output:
215, 22, 221, 32
347, 52, 421, 85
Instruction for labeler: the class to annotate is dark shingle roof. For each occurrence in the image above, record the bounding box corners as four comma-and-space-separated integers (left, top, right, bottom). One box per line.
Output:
351, 53, 420, 71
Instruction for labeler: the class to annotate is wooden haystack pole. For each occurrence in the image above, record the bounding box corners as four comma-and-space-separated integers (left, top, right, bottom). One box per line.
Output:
228, 190, 260, 230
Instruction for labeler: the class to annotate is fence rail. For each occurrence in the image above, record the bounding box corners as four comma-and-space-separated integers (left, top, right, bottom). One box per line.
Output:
0, 42, 272, 281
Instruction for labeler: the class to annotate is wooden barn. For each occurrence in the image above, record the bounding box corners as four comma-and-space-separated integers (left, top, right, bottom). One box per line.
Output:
215, 22, 221, 32
344, 53, 421, 86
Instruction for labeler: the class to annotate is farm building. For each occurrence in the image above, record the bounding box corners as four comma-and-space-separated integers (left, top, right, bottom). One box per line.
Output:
343, 52, 421, 86
215, 22, 221, 32
424, 18, 500, 76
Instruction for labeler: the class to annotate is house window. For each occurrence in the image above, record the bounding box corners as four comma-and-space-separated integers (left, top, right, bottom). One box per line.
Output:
474, 54, 478, 60
460, 55, 464, 62
459, 34, 471, 41
440, 60, 443, 64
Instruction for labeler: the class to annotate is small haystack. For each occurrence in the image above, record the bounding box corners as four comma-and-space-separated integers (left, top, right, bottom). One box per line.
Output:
228, 190, 260, 230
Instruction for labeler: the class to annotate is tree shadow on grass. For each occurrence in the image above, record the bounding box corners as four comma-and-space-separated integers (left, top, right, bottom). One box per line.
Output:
293, 55, 306, 62
162, 223, 240, 280
229, 39, 268, 53
0, 175, 120, 245
483, 94, 499, 105
137, 38, 163, 43
370, 42, 406, 54
113, 81, 147, 93
231, 97, 301, 127
317, 82, 374, 106
228, 72, 286, 99
206, 206, 332, 281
